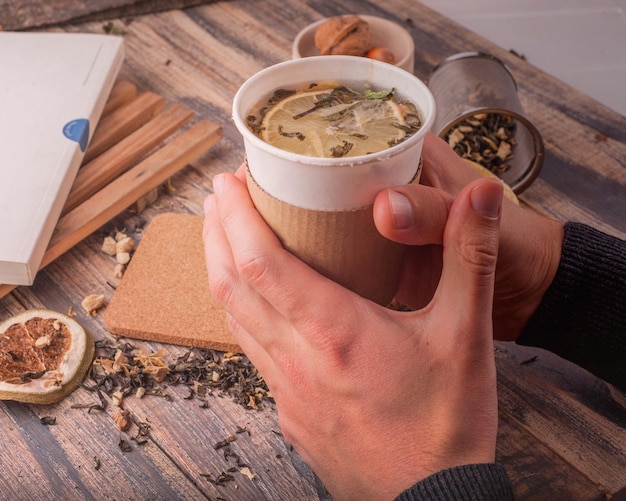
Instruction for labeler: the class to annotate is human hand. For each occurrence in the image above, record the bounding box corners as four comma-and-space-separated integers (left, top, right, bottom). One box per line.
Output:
374, 133, 564, 341
203, 170, 503, 500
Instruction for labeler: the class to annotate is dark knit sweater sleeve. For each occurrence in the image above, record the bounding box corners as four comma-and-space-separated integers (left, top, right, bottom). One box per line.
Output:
517, 222, 626, 390
394, 463, 514, 501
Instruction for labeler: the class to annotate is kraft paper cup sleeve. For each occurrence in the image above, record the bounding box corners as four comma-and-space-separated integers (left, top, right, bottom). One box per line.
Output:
246, 168, 406, 306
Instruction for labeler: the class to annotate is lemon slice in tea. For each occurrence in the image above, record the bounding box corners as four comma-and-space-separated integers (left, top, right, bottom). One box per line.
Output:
260, 87, 409, 158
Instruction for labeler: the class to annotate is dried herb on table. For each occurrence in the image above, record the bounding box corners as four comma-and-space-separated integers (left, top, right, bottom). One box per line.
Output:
81, 340, 272, 411
118, 438, 132, 453
132, 420, 151, 445
40, 416, 56, 425
214, 435, 237, 450
444, 112, 516, 175
102, 22, 127, 36
166, 348, 273, 409
200, 471, 235, 486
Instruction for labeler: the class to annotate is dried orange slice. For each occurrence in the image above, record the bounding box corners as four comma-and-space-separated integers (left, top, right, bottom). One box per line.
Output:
0, 309, 94, 404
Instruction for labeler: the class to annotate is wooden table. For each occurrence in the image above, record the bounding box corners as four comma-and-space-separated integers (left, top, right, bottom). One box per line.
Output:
1, 1, 625, 499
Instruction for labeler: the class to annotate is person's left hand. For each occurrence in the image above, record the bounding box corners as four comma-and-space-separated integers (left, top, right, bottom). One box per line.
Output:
203, 168, 503, 500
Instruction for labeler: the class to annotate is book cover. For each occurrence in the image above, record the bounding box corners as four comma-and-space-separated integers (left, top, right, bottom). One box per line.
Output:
0, 32, 124, 285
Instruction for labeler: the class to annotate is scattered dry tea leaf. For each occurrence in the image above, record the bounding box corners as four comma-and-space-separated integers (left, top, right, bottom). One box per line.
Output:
118, 438, 132, 452
112, 350, 130, 373
111, 389, 125, 407
83, 341, 272, 412
142, 365, 169, 382
134, 348, 168, 368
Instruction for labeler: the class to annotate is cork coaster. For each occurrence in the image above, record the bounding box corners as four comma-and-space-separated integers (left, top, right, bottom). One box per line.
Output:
103, 213, 238, 352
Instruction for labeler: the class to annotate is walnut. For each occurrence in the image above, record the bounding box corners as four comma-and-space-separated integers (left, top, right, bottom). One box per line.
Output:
314, 15, 371, 56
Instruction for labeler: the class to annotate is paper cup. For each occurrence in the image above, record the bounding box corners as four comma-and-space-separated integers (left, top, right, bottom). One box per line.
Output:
232, 56, 435, 305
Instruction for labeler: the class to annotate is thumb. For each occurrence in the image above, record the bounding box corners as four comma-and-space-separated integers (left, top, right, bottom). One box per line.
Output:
432, 178, 503, 345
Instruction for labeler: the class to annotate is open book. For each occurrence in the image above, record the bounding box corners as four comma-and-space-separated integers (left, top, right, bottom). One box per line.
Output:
0, 32, 124, 285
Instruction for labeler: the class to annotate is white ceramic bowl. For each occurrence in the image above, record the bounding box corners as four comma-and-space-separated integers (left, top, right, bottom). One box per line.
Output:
292, 15, 415, 74
232, 55, 435, 211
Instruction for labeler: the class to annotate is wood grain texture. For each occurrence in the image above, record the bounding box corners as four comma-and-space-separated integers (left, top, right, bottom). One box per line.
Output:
101, 80, 138, 116
0, 0, 219, 30
1, 1, 625, 500
82, 91, 165, 164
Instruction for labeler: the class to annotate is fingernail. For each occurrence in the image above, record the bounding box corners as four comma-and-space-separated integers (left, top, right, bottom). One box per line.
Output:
471, 182, 503, 219
203, 194, 215, 215
213, 174, 225, 195
388, 190, 414, 229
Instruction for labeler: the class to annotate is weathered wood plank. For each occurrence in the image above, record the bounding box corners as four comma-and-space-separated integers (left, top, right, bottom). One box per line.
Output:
496, 409, 607, 501
102, 80, 137, 117
495, 343, 626, 496
1, 389, 207, 500
0, 0, 219, 31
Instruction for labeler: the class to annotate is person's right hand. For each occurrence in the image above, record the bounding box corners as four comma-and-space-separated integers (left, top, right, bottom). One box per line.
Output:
374, 133, 564, 341
203, 171, 503, 500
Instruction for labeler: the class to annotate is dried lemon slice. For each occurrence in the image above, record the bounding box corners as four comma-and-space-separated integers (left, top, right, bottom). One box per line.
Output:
0, 309, 94, 404
260, 87, 408, 158
464, 159, 519, 205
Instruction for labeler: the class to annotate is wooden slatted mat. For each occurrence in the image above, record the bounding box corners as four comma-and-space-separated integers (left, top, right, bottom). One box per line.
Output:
0, 80, 222, 298
102, 213, 238, 352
